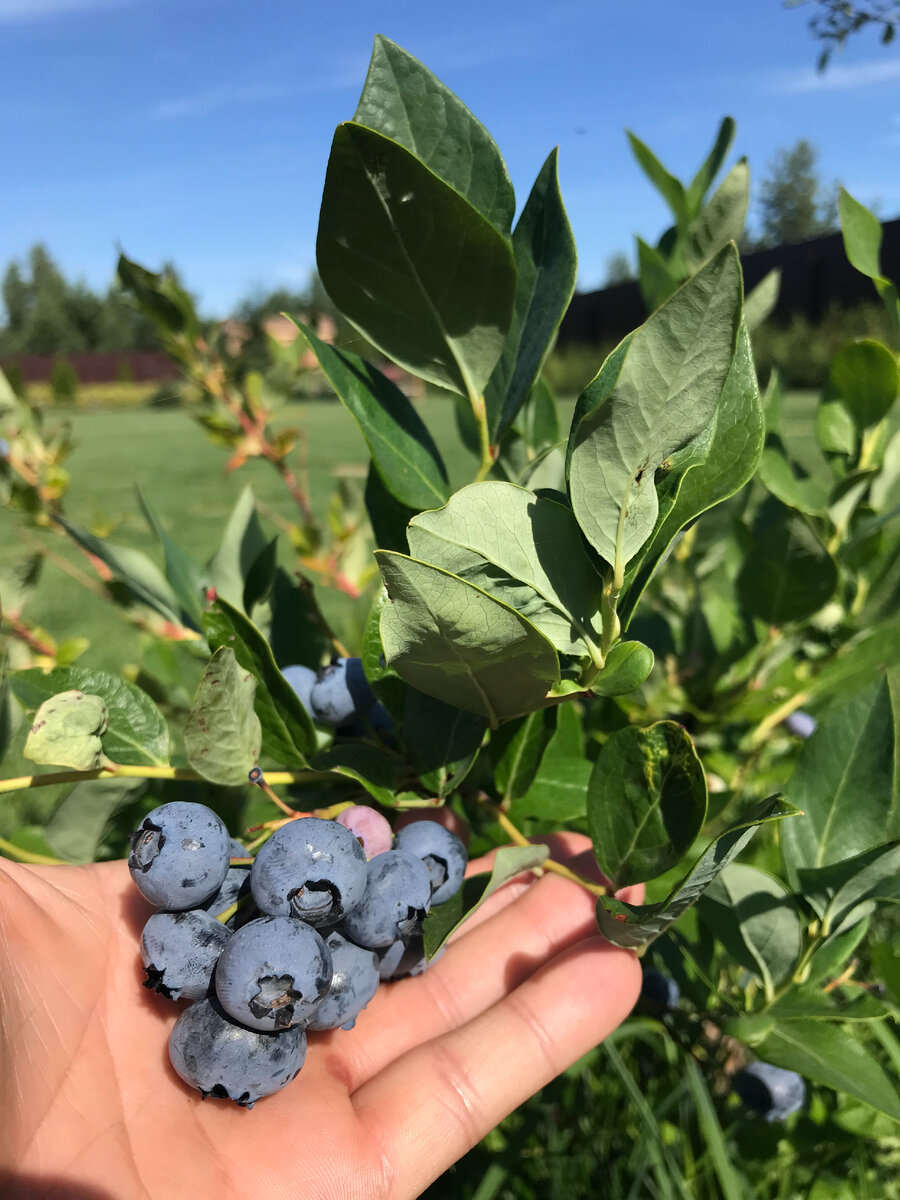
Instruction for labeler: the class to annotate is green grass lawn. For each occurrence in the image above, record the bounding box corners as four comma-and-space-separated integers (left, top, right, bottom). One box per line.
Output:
1, 390, 818, 675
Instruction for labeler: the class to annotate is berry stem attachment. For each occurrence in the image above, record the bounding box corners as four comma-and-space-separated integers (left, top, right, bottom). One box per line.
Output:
215, 891, 254, 926
248, 767, 296, 818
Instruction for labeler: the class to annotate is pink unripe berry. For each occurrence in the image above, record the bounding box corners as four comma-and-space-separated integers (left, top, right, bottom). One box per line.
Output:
335, 805, 393, 859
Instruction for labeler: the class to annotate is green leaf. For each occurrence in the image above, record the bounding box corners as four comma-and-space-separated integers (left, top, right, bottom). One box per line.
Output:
743, 268, 781, 333
316, 121, 516, 398
365, 464, 417, 553
136, 486, 206, 629
839, 188, 895, 293
781, 676, 898, 879
513, 376, 560, 457
816, 400, 856, 457
700, 863, 802, 999
45, 777, 144, 863
508, 755, 591, 824
757, 448, 829, 515
242, 537, 278, 616
587, 720, 707, 888
806, 913, 872, 986
830, 339, 899, 431
801, 841, 900, 935
870, 429, 900, 512
12, 666, 169, 766
24, 690, 108, 771
206, 485, 268, 611
568, 245, 742, 570
203, 597, 314, 765
407, 482, 603, 663
116, 253, 198, 342
591, 641, 654, 696
737, 511, 837, 624
353, 36, 514, 233
268, 567, 332, 673
422, 843, 549, 958
626, 131, 688, 227
684, 1059, 745, 1200
55, 515, 182, 626
489, 708, 558, 803
310, 744, 403, 808
594, 795, 797, 950
636, 236, 681, 311
376, 552, 560, 726
484, 148, 577, 439
767, 987, 887, 1023
686, 116, 736, 213
620, 322, 765, 627
294, 321, 449, 511
404, 691, 485, 798
756, 1021, 900, 1121
183, 647, 262, 786
684, 160, 749, 272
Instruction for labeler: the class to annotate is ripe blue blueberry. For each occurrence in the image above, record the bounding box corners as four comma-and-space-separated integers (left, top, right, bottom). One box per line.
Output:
377, 933, 442, 981
168, 994, 307, 1107
306, 931, 380, 1031
250, 816, 367, 925
141, 909, 231, 1001
202, 862, 253, 925
0, 438, 9, 459
215, 915, 333, 1032
734, 1062, 806, 1121
785, 710, 817, 739
128, 801, 230, 910
339, 849, 432, 949
309, 657, 376, 726
640, 967, 680, 1011
394, 821, 467, 904
282, 664, 317, 716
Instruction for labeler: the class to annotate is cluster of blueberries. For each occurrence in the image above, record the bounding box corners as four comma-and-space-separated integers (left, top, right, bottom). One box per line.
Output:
282, 657, 393, 736
128, 799, 466, 1107
639, 969, 806, 1121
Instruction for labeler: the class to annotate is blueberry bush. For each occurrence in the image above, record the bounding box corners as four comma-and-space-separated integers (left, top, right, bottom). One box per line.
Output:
2, 36, 899, 1198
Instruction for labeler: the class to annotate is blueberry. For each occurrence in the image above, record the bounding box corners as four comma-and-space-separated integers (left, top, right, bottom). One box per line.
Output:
202, 862, 253, 926
785, 710, 817, 739
168, 994, 307, 1107
336, 805, 393, 859
215, 914, 333, 1032
250, 816, 367, 925
0, 438, 9, 459
128, 801, 230, 910
310, 658, 376, 726
141, 909, 231, 1001
640, 968, 680, 1011
735, 1062, 806, 1121
282, 664, 317, 716
377, 933, 442, 981
394, 821, 467, 905
306, 931, 380, 1031
339, 849, 432, 949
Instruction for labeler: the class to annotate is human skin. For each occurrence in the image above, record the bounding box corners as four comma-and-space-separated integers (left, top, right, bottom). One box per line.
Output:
0, 833, 642, 1200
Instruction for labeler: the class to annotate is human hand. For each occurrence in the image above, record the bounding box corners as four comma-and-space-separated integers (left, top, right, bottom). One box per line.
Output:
0, 835, 641, 1200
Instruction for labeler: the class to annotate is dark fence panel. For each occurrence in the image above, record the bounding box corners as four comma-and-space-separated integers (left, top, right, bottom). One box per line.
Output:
2, 351, 181, 384
557, 218, 900, 348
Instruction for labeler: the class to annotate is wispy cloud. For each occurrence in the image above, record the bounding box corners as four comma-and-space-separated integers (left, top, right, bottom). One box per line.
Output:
769, 56, 900, 94
149, 60, 366, 121
0, 0, 124, 20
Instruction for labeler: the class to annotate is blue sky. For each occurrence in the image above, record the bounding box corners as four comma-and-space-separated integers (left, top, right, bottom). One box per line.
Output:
2, 0, 899, 316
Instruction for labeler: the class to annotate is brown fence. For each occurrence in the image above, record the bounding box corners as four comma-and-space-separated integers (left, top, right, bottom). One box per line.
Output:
1, 351, 181, 385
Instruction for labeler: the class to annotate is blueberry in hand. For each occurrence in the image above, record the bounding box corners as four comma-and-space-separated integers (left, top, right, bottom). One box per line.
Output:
785, 710, 817, 739
215, 914, 333, 1032
394, 821, 467, 904
128, 801, 230, 910
306, 931, 380, 1031
639, 967, 680, 1011
141, 909, 231, 1001
250, 816, 367, 925
734, 1062, 806, 1121
339, 849, 432, 949
168, 994, 308, 1107
310, 657, 375, 726
282, 664, 317, 716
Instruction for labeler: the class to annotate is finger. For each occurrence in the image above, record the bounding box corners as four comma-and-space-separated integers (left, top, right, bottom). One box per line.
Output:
324, 867, 601, 1091
353, 934, 640, 1197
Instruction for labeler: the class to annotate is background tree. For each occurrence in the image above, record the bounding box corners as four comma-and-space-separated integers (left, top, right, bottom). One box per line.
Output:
752, 139, 838, 248
603, 251, 635, 285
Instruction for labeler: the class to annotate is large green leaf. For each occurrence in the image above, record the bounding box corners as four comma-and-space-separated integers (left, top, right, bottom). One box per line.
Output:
756, 1021, 900, 1121
568, 245, 741, 571
203, 597, 314, 765
744, 268, 781, 333
594, 795, 797, 950
484, 149, 577, 438
317, 121, 516, 398
376, 551, 560, 726
684, 160, 749, 272
587, 721, 707, 888
686, 116, 736, 213
353, 36, 514, 233
294, 321, 449, 511
489, 708, 558, 804
736, 511, 837, 624
422, 844, 549, 958
12, 666, 169, 767
183, 648, 261, 786
55, 515, 182, 626
626, 131, 688, 227
403, 691, 485, 798
590, 641, 654, 696
508, 754, 591, 825
206, 485, 269, 611
839, 187, 900, 335
45, 777, 144, 863
136, 486, 206, 629
407, 482, 603, 662
757, 448, 829, 515
699, 863, 802, 1000
830, 339, 899, 431
781, 676, 898, 879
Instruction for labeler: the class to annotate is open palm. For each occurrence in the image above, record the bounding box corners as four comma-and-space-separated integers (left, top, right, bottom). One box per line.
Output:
0, 836, 641, 1200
